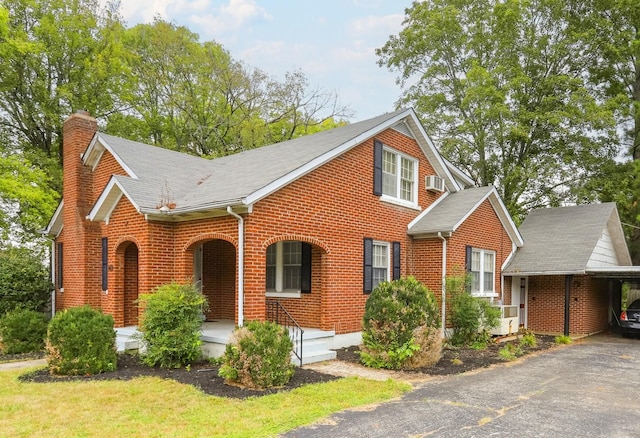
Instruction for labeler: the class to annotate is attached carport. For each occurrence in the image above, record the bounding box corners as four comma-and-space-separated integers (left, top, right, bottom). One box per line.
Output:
503, 203, 636, 337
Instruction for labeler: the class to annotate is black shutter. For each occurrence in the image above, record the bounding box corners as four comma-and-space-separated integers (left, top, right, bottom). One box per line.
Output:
465, 245, 473, 272
57, 242, 63, 289
301, 243, 312, 293
392, 242, 401, 280
102, 237, 108, 291
363, 238, 373, 294
373, 139, 383, 196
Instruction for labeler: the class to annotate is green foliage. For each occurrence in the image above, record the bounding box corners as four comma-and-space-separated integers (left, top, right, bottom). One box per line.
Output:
0, 247, 52, 316
555, 335, 572, 345
0, 309, 48, 354
377, 0, 618, 221
218, 320, 295, 390
361, 277, 441, 370
498, 343, 522, 361
520, 333, 537, 348
137, 282, 207, 368
448, 275, 500, 347
46, 305, 116, 375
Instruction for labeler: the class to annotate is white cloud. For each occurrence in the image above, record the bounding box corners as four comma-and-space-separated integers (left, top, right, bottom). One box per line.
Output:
349, 14, 404, 37
191, 0, 272, 37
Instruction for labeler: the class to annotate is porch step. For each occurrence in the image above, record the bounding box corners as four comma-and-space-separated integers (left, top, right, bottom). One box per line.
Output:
297, 329, 336, 365
115, 326, 140, 352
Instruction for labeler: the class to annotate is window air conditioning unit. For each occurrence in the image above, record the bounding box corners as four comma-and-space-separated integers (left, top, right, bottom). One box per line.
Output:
490, 305, 519, 336
425, 175, 445, 192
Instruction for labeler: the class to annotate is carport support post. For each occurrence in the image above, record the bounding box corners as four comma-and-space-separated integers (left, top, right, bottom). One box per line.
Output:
564, 275, 572, 336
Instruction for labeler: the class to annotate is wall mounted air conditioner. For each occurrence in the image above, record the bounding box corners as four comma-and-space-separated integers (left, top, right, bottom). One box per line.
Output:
490, 305, 519, 336
425, 175, 445, 192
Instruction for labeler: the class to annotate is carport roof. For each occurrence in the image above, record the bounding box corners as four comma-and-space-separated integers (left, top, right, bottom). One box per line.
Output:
504, 203, 632, 276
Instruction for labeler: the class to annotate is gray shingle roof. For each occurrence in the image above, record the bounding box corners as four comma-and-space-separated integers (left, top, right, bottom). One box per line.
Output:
95, 109, 409, 214
408, 186, 494, 235
503, 203, 618, 275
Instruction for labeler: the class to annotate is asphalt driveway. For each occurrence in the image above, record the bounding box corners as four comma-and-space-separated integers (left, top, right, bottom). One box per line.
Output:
285, 334, 640, 437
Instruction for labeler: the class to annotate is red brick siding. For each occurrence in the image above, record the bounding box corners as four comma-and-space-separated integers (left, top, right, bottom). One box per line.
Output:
527, 275, 609, 335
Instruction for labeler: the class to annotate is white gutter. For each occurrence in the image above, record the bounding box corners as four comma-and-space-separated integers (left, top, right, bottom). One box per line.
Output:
50, 241, 56, 319
227, 206, 244, 327
438, 232, 447, 336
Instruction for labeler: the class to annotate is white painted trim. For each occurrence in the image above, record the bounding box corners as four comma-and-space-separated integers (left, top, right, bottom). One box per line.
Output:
83, 134, 138, 179
266, 291, 302, 299
87, 177, 141, 222
43, 201, 65, 237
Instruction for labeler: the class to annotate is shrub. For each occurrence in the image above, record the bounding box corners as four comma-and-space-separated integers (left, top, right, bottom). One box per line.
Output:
498, 343, 522, 361
520, 333, 537, 348
360, 277, 441, 370
46, 305, 116, 375
138, 282, 207, 368
448, 275, 500, 347
555, 335, 572, 345
218, 320, 294, 389
0, 247, 52, 316
0, 309, 48, 354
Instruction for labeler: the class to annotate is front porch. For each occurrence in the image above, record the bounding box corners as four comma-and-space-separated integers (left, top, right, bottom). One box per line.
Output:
115, 320, 337, 366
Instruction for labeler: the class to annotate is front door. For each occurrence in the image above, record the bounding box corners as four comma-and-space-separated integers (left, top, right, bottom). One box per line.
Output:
511, 276, 528, 328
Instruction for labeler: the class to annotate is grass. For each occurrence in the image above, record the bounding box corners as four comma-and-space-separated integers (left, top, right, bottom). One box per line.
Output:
0, 366, 410, 437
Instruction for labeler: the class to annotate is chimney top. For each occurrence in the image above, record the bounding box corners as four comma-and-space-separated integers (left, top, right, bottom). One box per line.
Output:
76, 109, 90, 116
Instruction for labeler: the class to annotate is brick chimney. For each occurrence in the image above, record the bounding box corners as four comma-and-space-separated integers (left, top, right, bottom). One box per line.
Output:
61, 111, 102, 308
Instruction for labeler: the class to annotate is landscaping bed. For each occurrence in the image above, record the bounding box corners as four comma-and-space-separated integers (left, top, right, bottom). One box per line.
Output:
14, 334, 558, 399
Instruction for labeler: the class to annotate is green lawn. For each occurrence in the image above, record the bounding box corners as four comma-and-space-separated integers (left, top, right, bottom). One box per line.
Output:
0, 367, 410, 437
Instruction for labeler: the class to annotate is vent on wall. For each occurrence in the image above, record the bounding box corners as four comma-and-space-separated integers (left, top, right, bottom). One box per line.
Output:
425, 175, 445, 192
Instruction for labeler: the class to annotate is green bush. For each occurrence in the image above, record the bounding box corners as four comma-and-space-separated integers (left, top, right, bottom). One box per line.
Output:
138, 282, 207, 368
46, 305, 116, 375
498, 343, 522, 361
0, 247, 52, 316
360, 277, 441, 370
219, 320, 294, 389
520, 333, 537, 348
448, 275, 500, 347
0, 309, 48, 354
555, 335, 572, 345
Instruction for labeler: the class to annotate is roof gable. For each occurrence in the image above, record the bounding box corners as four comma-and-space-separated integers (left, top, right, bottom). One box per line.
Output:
407, 186, 523, 246
504, 203, 631, 275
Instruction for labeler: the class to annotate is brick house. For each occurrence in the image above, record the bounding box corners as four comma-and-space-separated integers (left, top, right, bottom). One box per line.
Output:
45, 108, 525, 360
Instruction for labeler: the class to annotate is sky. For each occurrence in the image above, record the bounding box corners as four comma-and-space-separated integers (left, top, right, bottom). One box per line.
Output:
112, 0, 413, 122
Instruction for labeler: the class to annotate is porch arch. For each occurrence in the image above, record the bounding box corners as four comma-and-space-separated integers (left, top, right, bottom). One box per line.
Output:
262, 234, 331, 254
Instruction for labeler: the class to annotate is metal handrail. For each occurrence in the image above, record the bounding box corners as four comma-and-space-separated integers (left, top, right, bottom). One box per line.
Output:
266, 299, 304, 366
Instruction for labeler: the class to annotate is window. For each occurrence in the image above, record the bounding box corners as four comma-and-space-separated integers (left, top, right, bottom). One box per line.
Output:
364, 239, 400, 294
56, 242, 63, 290
468, 248, 495, 296
374, 140, 417, 205
266, 241, 311, 296
102, 237, 108, 291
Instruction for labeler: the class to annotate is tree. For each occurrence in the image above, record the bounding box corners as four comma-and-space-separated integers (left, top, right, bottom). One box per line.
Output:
377, 0, 618, 221
568, 0, 640, 263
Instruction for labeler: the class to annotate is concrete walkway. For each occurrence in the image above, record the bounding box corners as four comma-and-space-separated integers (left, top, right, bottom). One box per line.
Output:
0, 358, 46, 371
285, 334, 640, 437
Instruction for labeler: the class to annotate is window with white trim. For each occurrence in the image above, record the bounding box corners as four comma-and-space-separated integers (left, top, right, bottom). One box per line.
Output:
266, 241, 311, 295
381, 148, 417, 204
470, 249, 495, 295
372, 242, 390, 290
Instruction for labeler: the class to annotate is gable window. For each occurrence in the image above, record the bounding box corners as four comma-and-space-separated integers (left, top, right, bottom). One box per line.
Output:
266, 241, 311, 297
374, 139, 418, 207
56, 242, 63, 290
102, 237, 108, 291
364, 239, 400, 294
467, 247, 496, 296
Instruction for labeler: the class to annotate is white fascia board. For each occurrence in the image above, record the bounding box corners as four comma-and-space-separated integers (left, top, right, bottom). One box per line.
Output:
407, 191, 450, 230
404, 109, 461, 193
43, 200, 64, 237
608, 207, 632, 266
451, 186, 523, 247
501, 241, 519, 271
244, 110, 413, 206
83, 134, 138, 179
503, 269, 586, 276
87, 177, 138, 222
443, 156, 475, 187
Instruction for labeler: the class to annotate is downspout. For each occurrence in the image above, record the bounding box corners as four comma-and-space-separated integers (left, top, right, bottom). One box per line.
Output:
50, 240, 56, 319
227, 206, 244, 327
438, 232, 447, 336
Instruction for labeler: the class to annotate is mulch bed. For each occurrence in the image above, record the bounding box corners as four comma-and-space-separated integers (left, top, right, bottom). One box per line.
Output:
12, 335, 558, 399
